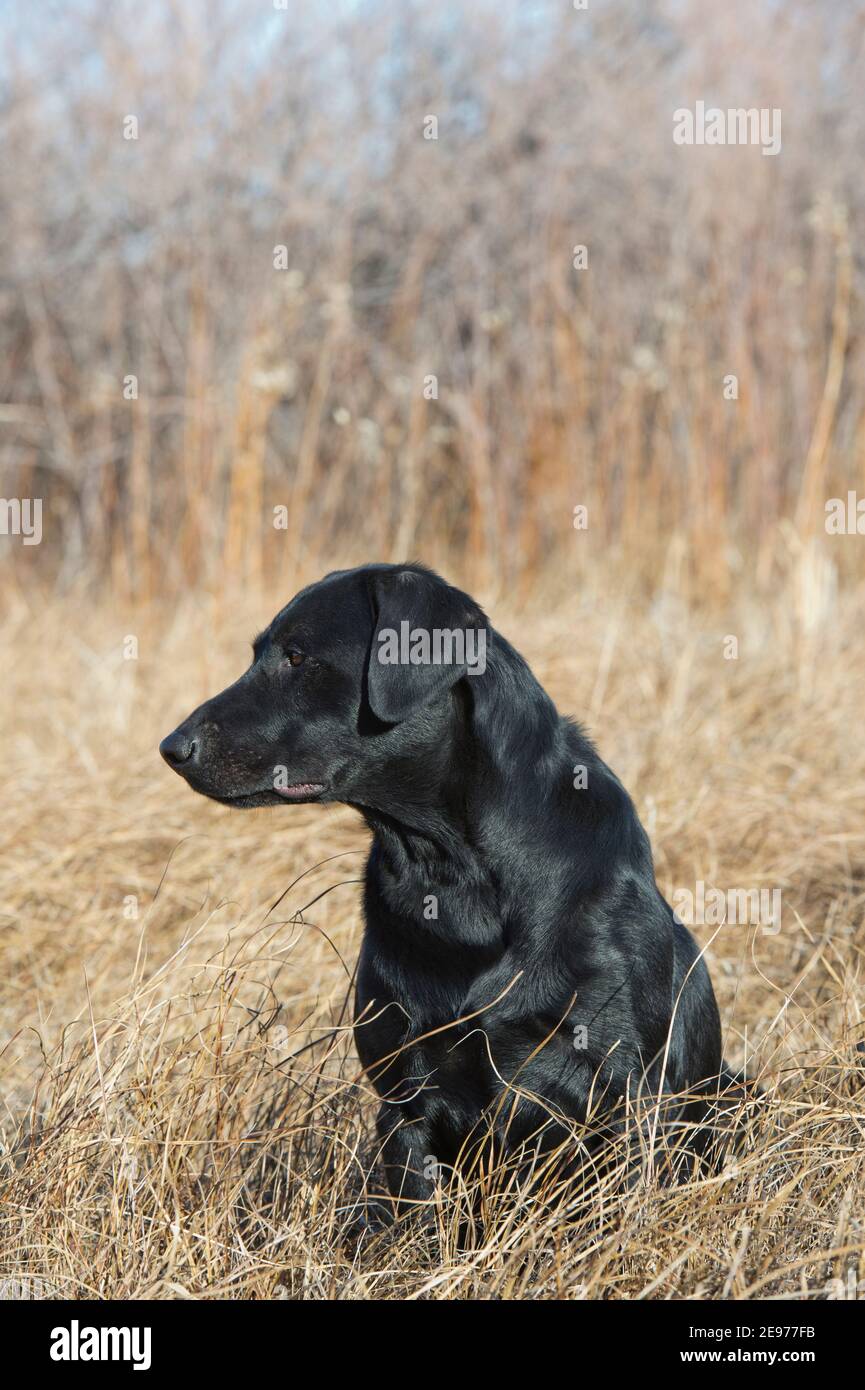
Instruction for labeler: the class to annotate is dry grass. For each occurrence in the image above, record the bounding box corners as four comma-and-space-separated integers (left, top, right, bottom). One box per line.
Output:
1, 550, 863, 1300
2, 0, 865, 1303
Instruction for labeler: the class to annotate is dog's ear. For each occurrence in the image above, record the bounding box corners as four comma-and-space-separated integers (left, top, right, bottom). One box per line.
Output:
366, 568, 486, 724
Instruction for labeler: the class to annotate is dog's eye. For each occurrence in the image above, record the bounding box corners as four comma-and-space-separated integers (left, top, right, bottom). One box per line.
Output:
283, 649, 305, 668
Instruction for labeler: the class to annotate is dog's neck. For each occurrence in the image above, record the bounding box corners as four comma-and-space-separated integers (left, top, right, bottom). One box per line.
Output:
354, 633, 579, 891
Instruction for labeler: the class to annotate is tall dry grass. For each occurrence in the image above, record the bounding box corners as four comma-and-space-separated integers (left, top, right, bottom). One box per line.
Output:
1, 0, 865, 1300
0, 566, 863, 1299
1, 0, 864, 601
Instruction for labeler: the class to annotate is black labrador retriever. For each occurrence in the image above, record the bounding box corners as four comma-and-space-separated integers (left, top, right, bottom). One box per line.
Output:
160, 563, 735, 1212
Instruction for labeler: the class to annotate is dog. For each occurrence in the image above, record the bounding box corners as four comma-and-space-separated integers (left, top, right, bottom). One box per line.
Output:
160, 563, 736, 1214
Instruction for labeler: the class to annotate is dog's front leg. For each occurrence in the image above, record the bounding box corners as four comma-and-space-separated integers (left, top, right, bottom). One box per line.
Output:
376, 1104, 438, 1220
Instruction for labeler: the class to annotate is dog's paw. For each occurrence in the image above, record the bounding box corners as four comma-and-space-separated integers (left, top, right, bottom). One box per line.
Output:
342, 1197, 395, 1248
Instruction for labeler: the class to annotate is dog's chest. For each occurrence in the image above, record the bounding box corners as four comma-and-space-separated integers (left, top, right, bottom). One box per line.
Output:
355, 848, 506, 1056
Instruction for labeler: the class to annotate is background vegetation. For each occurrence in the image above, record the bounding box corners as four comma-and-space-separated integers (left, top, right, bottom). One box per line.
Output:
0, 0, 863, 1299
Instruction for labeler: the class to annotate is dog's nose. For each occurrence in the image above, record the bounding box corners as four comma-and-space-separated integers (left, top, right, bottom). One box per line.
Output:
159, 728, 199, 768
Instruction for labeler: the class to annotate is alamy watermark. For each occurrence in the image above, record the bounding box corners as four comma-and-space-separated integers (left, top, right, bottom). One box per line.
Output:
376, 622, 487, 675
672, 880, 781, 935
0, 497, 42, 545
673, 102, 781, 157
50, 1320, 151, 1371
826, 492, 865, 535
0, 1276, 52, 1299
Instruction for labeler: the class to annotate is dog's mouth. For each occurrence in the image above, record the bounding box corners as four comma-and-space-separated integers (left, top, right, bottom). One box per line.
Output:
204, 782, 327, 808
273, 782, 325, 801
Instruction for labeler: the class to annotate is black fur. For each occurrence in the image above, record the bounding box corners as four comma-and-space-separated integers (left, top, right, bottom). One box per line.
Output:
160, 564, 733, 1211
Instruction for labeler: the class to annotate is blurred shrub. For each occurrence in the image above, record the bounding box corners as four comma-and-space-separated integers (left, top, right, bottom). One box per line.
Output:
1, 0, 863, 597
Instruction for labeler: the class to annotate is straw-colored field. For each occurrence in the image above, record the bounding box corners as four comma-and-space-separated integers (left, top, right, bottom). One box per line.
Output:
1, 552, 863, 1300
2, 0, 864, 1302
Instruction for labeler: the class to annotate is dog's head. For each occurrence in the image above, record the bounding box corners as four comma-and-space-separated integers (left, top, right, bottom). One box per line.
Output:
159, 563, 489, 810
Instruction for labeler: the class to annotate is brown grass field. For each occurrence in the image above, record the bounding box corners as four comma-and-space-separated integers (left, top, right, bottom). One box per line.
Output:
1, 550, 863, 1300
1, 0, 865, 1301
